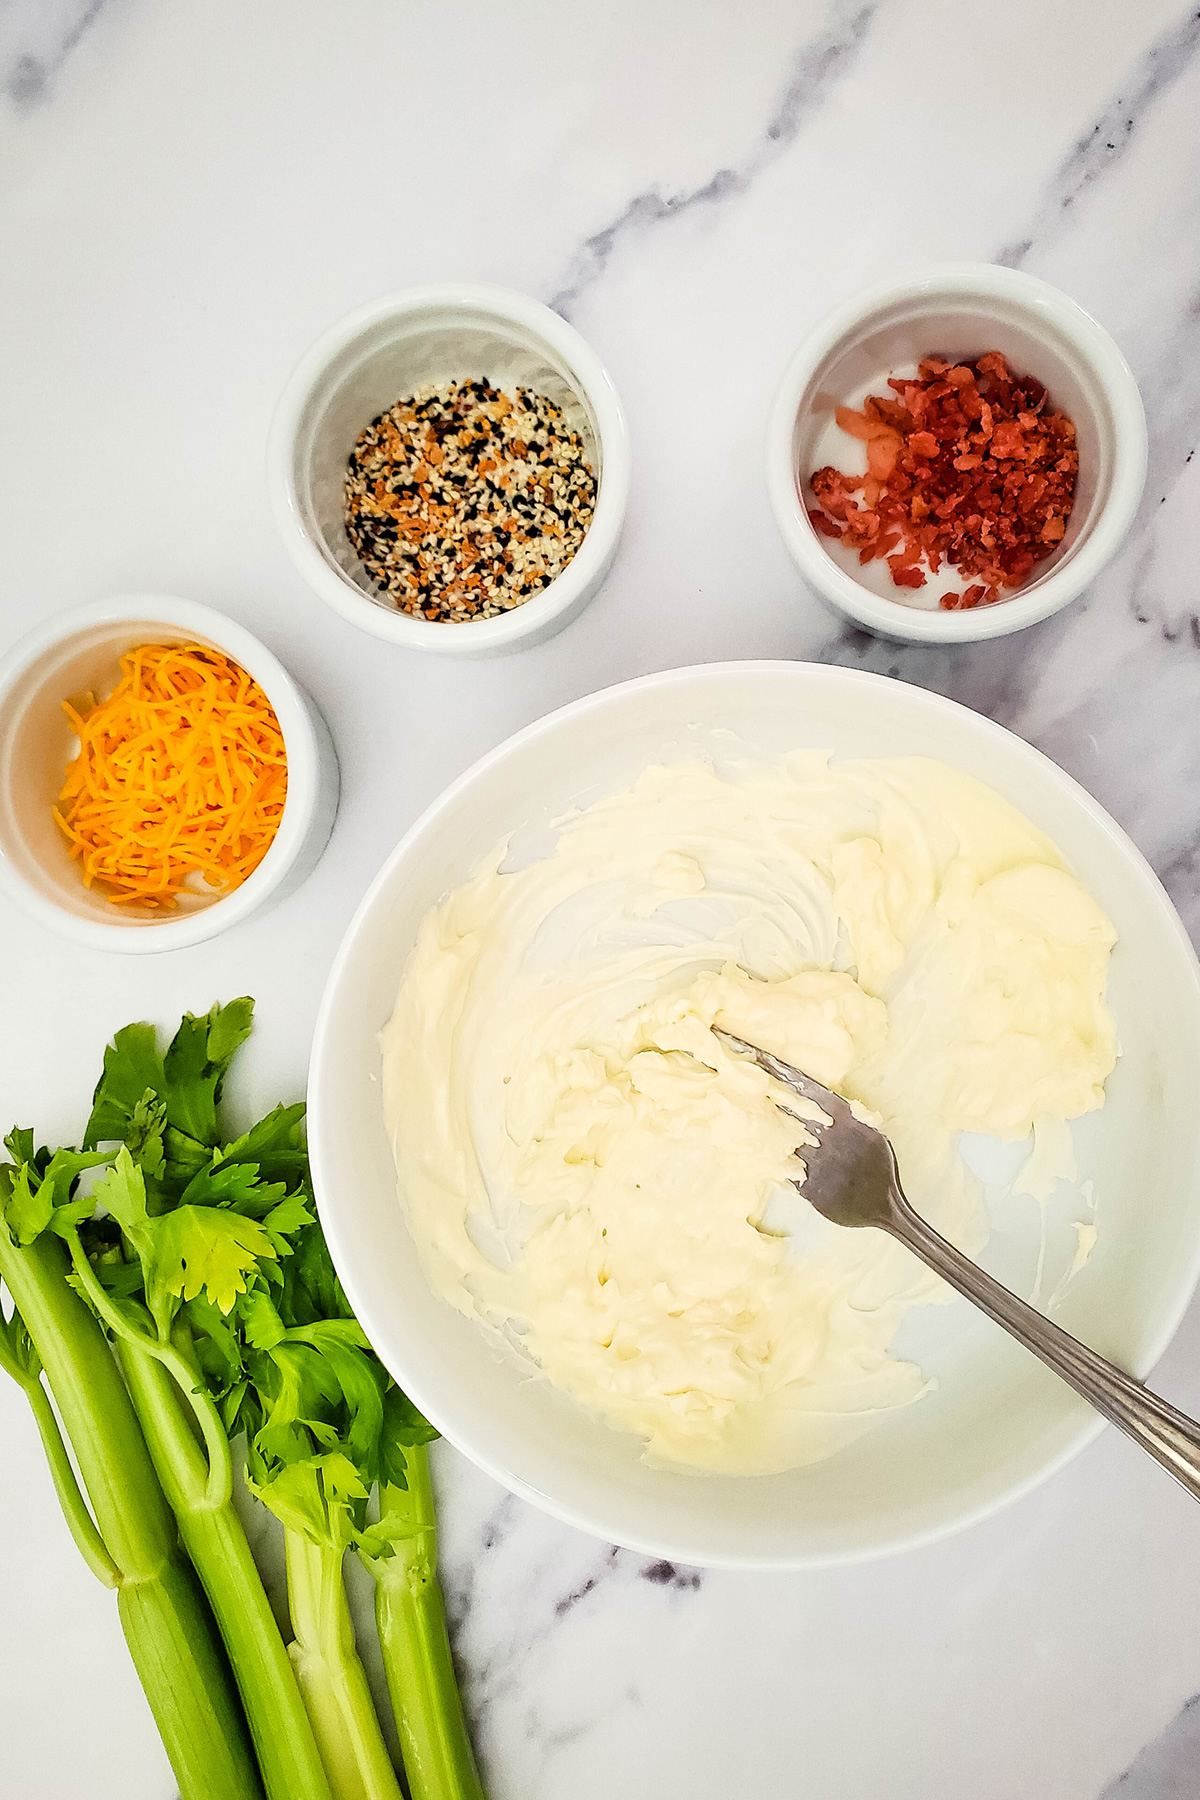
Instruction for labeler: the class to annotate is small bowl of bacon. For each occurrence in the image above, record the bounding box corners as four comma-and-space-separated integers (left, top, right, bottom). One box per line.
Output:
0, 596, 339, 952
766, 264, 1147, 643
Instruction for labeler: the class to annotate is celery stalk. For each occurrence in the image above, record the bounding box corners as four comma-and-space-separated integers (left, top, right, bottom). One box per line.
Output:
0, 1333, 120, 1587
116, 1341, 336, 1800
364, 1448, 485, 1800
285, 1529, 406, 1800
0, 1227, 261, 1800
118, 1560, 260, 1798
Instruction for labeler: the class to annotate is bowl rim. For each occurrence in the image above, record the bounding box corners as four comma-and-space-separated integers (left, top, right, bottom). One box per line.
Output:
765, 263, 1148, 645
0, 594, 323, 953
309, 657, 1200, 1569
267, 281, 630, 654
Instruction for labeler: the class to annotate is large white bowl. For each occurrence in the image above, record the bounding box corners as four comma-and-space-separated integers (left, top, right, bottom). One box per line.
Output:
309, 662, 1200, 1568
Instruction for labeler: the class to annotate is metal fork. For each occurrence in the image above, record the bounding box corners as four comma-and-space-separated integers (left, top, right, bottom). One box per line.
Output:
713, 1027, 1200, 1503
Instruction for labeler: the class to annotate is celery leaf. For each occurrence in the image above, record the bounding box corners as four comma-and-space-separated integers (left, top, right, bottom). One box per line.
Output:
3, 1127, 34, 1166
83, 1023, 164, 1149
85, 1000, 254, 1161
155, 1207, 277, 1315
1, 1144, 109, 1246
3, 1163, 51, 1245
126, 1094, 166, 1180
378, 1392, 437, 1493
162, 1001, 254, 1145
240, 1288, 286, 1352
181, 1159, 286, 1216
0, 1298, 41, 1386
91, 1148, 156, 1262
216, 1104, 309, 1186
247, 1452, 367, 1548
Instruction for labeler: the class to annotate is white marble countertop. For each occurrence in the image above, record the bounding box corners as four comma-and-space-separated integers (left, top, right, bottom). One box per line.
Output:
3, 3, 1200, 1795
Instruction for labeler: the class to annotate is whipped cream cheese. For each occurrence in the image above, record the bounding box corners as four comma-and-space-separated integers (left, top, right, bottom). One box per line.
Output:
381, 753, 1117, 1474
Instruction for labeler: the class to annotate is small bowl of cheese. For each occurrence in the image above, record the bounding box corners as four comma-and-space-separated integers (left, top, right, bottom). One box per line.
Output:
0, 596, 339, 952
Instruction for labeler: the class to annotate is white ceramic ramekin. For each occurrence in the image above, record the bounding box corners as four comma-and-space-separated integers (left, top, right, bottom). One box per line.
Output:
766, 265, 1147, 644
268, 283, 630, 656
0, 596, 339, 953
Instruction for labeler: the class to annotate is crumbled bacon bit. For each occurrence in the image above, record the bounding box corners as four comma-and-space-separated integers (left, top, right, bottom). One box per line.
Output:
807, 352, 1079, 610
808, 507, 843, 540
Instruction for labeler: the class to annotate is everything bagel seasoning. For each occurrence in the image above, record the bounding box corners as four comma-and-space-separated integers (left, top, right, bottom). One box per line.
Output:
344, 379, 597, 622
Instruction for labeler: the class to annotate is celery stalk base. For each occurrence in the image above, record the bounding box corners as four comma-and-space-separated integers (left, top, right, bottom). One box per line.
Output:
370, 1451, 486, 1800
285, 1529, 405, 1800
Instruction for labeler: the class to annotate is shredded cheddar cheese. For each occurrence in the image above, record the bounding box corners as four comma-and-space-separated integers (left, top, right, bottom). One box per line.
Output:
54, 643, 288, 909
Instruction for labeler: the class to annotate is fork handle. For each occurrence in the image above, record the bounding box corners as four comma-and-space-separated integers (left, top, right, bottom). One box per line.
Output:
888, 1197, 1200, 1504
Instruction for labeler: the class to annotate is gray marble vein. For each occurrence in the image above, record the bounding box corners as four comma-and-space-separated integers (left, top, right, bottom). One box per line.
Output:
549, 0, 879, 318
639, 1558, 702, 1592
1001, 4, 1200, 268
0, 0, 111, 108
554, 1544, 623, 1618
1102, 1691, 1200, 1795
1121, 283, 1200, 556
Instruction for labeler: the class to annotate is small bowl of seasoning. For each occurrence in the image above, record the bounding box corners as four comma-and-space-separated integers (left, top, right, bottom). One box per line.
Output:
269, 284, 630, 656
0, 596, 339, 952
766, 265, 1147, 643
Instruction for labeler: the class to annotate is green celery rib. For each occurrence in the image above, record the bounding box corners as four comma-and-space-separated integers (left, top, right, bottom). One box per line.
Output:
119, 1554, 266, 1799
285, 1528, 406, 1800
117, 1341, 336, 1800
0, 1230, 261, 1800
22, 1371, 121, 1586
369, 1449, 486, 1800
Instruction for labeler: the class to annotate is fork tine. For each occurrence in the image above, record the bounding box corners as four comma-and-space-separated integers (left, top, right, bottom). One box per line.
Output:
711, 1027, 855, 1123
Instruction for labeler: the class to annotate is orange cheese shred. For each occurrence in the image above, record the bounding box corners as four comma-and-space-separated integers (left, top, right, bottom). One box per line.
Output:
54, 643, 288, 910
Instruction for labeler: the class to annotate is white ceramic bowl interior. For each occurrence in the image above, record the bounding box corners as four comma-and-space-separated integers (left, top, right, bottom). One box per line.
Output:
767, 265, 1147, 645
269, 283, 630, 656
0, 596, 339, 953
310, 661, 1200, 1568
